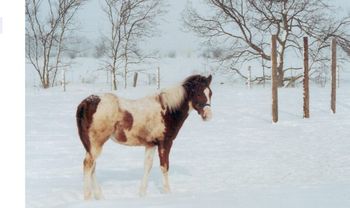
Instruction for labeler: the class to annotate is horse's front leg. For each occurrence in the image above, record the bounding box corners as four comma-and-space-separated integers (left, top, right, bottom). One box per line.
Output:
157, 140, 173, 193
139, 145, 156, 197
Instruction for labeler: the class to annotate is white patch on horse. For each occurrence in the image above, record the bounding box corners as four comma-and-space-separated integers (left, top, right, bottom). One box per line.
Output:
139, 146, 156, 196
203, 88, 212, 121
160, 85, 186, 112
160, 166, 171, 193
117, 97, 165, 145
204, 88, 211, 105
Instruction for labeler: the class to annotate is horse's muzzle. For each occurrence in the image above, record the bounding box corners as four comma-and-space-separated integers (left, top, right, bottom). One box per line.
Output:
201, 106, 212, 121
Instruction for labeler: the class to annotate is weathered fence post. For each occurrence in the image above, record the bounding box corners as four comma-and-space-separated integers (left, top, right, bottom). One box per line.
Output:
331, 38, 336, 114
133, 72, 138, 88
157, 67, 160, 90
271, 35, 278, 123
303, 37, 310, 118
62, 67, 66, 92
247, 65, 251, 89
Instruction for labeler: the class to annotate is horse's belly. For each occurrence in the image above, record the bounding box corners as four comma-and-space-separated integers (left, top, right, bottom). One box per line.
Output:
111, 124, 164, 146
110, 136, 144, 146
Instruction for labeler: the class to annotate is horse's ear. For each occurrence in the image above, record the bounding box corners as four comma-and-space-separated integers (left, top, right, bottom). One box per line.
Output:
207, 74, 212, 85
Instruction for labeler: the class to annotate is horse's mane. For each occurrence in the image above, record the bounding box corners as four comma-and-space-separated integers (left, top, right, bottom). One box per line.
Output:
158, 75, 208, 112
159, 84, 186, 112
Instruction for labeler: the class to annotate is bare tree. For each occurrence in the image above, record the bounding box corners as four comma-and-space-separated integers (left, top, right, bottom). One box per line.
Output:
102, 0, 163, 90
26, 0, 85, 88
121, 0, 162, 89
102, 0, 125, 90
184, 0, 350, 86
51, 0, 84, 87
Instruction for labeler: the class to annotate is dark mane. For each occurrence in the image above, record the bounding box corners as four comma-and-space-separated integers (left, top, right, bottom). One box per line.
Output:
182, 75, 210, 96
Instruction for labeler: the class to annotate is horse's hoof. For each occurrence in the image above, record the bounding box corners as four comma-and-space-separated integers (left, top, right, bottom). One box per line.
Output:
84, 192, 93, 201
94, 193, 104, 200
139, 186, 147, 197
139, 191, 146, 197
163, 186, 171, 194
93, 188, 104, 200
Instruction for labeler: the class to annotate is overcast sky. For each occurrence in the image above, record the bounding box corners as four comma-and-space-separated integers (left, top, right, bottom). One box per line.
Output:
77, 0, 350, 54
77, 0, 198, 53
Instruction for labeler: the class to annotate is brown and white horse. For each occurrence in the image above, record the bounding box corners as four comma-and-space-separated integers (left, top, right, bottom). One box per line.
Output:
76, 74, 213, 199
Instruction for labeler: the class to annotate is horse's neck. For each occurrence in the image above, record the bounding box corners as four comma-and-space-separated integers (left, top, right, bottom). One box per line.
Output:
162, 100, 190, 140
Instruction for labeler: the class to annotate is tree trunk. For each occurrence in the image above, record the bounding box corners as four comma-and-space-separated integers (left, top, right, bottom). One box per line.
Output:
124, 56, 128, 89
111, 53, 118, 90
247, 65, 251, 89
52, 14, 65, 87
42, 60, 50, 88
303, 37, 310, 118
112, 69, 117, 91
277, 62, 285, 87
43, 72, 50, 88
331, 38, 336, 114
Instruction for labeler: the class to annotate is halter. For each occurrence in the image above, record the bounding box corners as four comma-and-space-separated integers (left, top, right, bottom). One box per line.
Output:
199, 103, 211, 108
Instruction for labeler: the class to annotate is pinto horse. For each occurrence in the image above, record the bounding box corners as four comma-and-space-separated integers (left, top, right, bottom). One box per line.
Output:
76, 74, 213, 199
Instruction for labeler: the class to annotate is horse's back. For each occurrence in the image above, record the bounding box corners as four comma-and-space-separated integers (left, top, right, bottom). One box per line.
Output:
90, 93, 122, 132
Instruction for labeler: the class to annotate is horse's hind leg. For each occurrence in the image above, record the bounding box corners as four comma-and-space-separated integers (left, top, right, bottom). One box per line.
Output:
83, 152, 94, 200
139, 145, 156, 196
83, 143, 104, 200
91, 160, 104, 199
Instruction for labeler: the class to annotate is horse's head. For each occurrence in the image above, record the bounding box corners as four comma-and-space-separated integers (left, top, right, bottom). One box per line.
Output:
183, 74, 213, 121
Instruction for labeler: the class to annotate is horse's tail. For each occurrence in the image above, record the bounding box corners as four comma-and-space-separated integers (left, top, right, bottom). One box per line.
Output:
76, 95, 101, 153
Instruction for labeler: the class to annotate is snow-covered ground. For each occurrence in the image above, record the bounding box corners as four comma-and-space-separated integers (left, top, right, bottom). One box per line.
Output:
26, 57, 350, 208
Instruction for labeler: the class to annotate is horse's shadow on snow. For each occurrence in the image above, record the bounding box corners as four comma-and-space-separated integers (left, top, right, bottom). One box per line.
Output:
98, 165, 191, 185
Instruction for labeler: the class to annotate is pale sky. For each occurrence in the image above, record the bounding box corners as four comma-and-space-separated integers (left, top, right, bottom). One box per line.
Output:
77, 0, 350, 54
78, 0, 199, 53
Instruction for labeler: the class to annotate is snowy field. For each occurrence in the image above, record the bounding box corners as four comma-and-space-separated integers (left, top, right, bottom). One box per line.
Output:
26, 58, 350, 208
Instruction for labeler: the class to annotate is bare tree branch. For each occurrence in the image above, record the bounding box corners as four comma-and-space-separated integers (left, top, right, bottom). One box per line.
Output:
184, 0, 350, 86
26, 0, 85, 88
101, 0, 163, 90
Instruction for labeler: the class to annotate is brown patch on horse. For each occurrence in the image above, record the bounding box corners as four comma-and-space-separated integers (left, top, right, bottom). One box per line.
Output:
156, 94, 165, 110
114, 110, 134, 142
123, 111, 133, 130
157, 139, 173, 171
161, 101, 189, 141
76, 95, 101, 153
159, 94, 190, 170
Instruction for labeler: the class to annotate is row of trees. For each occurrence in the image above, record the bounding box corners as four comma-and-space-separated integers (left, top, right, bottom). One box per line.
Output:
26, 0, 350, 89
25, 0, 163, 89
184, 0, 350, 87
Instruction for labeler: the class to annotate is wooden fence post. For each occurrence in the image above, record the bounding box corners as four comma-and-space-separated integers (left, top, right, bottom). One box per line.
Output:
331, 38, 336, 114
303, 37, 310, 118
133, 72, 138, 87
62, 67, 66, 92
157, 67, 160, 90
271, 35, 278, 123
